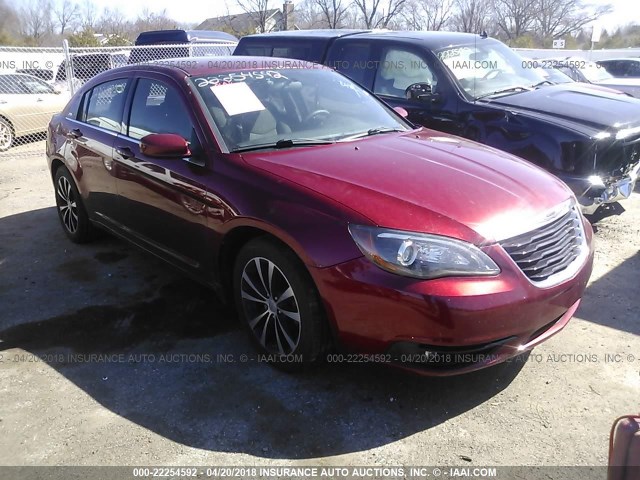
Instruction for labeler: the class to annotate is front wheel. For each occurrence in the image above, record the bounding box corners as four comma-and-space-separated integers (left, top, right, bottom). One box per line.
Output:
233, 237, 328, 371
0, 117, 14, 152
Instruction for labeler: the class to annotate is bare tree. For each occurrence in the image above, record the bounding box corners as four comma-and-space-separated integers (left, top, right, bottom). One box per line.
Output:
0, 0, 20, 43
133, 8, 178, 33
53, 0, 79, 35
493, 0, 537, 40
450, 0, 492, 33
534, 0, 612, 40
233, 0, 275, 33
314, 0, 350, 28
19, 0, 54, 46
352, 0, 407, 28
295, 0, 326, 29
79, 0, 98, 30
402, 0, 454, 30
98, 7, 129, 38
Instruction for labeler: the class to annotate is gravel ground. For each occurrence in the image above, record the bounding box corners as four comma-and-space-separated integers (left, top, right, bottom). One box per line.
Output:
0, 143, 638, 471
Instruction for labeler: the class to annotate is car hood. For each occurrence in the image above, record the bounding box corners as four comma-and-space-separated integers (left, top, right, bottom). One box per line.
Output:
242, 130, 572, 245
485, 84, 640, 135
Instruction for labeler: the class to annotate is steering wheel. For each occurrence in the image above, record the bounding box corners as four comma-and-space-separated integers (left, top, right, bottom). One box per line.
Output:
482, 69, 502, 80
303, 109, 330, 126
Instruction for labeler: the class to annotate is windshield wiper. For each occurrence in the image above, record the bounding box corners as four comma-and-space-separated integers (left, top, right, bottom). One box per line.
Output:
231, 138, 334, 153
476, 85, 532, 100
341, 127, 406, 141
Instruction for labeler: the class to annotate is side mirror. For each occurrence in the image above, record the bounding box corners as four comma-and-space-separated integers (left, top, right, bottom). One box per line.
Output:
53, 84, 64, 95
608, 414, 640, 480
140, 133, 191, 158
405, 82, 440, 104
393, 106, 409, 118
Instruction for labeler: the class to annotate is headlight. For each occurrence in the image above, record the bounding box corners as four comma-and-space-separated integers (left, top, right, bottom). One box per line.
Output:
348, 225, 500, 280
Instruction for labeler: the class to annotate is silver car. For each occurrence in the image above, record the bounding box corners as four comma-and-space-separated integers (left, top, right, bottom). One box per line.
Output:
0, 73, 68, 151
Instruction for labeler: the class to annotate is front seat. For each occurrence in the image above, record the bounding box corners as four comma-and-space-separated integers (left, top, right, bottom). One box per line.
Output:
234, 108, 292, 144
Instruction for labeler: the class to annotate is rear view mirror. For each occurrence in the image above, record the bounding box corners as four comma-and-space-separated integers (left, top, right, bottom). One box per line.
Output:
140, 133, 191, 158
608, 414, 640, 480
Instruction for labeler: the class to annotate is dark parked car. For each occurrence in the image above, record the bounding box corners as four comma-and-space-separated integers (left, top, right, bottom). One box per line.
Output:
235, 31, 640, 214
129, 29, 237, 65
46, 58, 594, 375
521, 58, 627, 95
597, 58, 640, 78
55, 52, 128, 92
549, 57, 640, 97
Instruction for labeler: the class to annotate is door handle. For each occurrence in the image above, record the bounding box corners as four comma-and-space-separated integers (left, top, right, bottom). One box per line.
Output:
116, 147, 134, 159
66, 128, 82, 139
37, 98, 44, 102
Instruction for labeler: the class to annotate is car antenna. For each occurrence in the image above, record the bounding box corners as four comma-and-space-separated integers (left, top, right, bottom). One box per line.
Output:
479, 30, 488, 39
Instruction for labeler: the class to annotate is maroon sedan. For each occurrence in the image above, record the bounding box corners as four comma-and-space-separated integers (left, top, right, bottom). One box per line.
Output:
46, 57, 594, 375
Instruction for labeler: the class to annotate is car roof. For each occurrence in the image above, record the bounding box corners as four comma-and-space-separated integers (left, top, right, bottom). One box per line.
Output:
241, 29, 371, 40
597, 58, 640, 63
240, 29, 491, 49
537, 56, 598, 65
104, 56, 326, 78
0, 73, 44, 82
71, 52, 128, 59
352, 30, 490, 48
135, 29, 238, 45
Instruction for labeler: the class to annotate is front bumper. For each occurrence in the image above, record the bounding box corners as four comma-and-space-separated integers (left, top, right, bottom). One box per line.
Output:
564, 163, 640, 215
309, 221, 594, 376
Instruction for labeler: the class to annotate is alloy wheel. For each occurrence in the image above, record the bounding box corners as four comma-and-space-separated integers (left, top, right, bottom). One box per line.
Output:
56, 176, 79, 234
0, 120, 13, 151
240, 256, 301, 355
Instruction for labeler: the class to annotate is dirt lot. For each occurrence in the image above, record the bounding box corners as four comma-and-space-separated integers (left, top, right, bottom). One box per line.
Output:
0, 140, 638, 470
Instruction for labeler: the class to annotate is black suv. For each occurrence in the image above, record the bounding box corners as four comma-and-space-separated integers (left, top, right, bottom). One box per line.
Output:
235, 30, 640, 214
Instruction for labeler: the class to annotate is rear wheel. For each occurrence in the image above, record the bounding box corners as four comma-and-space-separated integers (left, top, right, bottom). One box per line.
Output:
54, 166, 95, 243
233, 237, 328, 371
0, 117, 14, 152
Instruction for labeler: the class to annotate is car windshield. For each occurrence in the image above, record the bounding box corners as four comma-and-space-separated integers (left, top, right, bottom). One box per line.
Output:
190, 67, 410, 151
579, 62, 613, 82
437, 41, 546, 99
21, 76, 55, 94
543, 67, 573, 84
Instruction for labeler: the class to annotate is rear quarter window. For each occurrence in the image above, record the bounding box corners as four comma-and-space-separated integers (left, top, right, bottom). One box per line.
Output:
236, 40, 324, 63
63, 94, 82, 120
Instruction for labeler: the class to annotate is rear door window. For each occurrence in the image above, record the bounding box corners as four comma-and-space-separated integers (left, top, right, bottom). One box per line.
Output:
81, 79, 130, 132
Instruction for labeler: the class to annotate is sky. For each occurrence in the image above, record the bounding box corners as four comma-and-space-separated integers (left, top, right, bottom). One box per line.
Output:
10, 0, 640, 32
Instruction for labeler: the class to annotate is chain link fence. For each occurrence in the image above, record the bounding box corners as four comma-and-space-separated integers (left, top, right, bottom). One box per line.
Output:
0, 42, 236, 158
1, 40, 638, 158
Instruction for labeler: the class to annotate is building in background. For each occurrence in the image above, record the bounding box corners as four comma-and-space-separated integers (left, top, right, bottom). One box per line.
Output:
197, 1, 295, 36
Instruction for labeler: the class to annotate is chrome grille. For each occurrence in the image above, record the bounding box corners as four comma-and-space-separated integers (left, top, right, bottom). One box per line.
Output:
500, 206, 584, 283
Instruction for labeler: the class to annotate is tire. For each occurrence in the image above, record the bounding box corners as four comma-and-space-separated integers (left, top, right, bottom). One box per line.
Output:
54, 166, 95, 243
233, 237, 328, 371
0, 117, 14, 152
